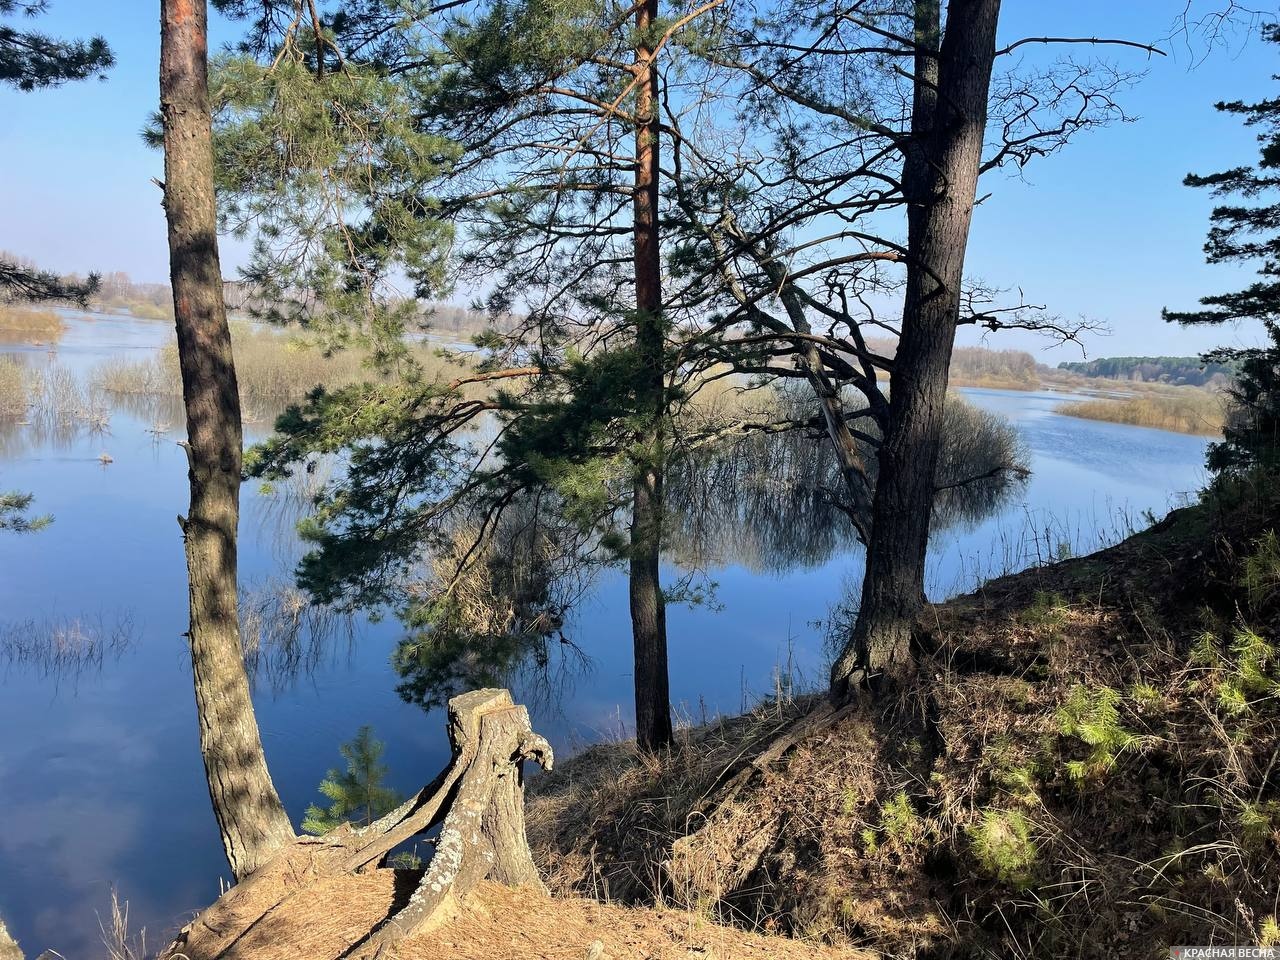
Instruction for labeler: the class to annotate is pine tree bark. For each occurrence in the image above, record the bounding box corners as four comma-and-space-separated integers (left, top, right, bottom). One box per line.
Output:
0, 917, 21, 960
160, 0, 295, 878
831, 0, 1003, 696
630, 0, 673, 752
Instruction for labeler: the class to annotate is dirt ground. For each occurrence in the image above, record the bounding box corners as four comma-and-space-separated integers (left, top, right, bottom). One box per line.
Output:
186, 871, 873, 960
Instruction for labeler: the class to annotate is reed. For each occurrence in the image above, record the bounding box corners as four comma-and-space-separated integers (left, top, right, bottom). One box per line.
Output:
1056, 389, 1225, 435
0, 304, 66, 342
93, 323, 465, 410
0, 356, 33, 418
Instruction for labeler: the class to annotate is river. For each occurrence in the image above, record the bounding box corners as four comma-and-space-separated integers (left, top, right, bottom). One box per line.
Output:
0, 312, 1210, 955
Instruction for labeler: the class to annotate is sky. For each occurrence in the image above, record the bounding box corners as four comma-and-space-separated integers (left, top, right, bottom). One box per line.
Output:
0, 1, 1277, 362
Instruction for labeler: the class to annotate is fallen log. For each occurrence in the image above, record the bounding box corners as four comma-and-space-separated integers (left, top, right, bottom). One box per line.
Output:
161, 688, 553, 960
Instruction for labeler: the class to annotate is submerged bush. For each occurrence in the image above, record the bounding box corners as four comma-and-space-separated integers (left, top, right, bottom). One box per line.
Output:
0, 356, 33, 418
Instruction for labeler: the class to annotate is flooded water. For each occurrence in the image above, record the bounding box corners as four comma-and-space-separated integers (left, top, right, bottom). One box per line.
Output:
0, 313, 1210, 955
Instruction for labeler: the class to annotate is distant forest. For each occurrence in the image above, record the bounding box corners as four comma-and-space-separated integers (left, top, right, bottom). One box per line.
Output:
0, 251, 172, 319
871, 338, 1042, 388
1057, 356, 1237, 386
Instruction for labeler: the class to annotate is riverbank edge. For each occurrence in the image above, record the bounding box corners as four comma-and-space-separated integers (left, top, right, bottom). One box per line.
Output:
526, 476, 1280, 958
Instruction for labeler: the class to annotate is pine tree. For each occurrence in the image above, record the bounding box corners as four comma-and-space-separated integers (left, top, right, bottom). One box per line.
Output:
1165, 22, 1280, 474
225, 0, 708, 750
301, 726, 403, 834
0, 257, 98, 305
161, 0, 295, 878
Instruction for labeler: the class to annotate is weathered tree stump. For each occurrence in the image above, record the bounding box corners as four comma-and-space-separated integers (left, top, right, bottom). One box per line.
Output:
0, 918, 22, 960
161, 689, 553, 960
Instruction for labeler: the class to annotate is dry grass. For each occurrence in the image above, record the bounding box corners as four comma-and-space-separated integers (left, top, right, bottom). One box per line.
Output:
1056, 388, 1225, 434
949, 373, 1042, 391
0, 304, 66, 342
30, 365, 111, 432
164, 874, 873, 960
0, 356, 34, 418
100, 888, 147, 960
93, 323, 466, 414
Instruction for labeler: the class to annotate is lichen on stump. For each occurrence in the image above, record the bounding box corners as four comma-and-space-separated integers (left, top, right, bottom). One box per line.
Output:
160, 689, 553, 960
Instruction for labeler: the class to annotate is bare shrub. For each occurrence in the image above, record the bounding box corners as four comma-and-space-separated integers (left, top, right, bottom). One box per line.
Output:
0, 356, 34, 419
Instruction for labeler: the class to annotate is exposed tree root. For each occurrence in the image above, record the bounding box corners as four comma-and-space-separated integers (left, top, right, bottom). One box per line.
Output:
161, 689, 552, 960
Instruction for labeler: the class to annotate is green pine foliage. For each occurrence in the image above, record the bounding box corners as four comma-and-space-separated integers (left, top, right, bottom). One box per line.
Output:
1242, 530, 1280, 611
1056, 684, 1142, 782
301, 725, 403, 835
0, 0, 113, 92
1216, 627, 1278, 716
966, 809, 1037, 888
878, 790, 923, 847
0, 491, 50, 533
211, 54, 456, 341
1165, 23, 1280, 473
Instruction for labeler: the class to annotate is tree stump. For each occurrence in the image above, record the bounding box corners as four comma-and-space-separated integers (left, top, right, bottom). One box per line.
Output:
0, 918, 22, 960
160, 689, 553, 960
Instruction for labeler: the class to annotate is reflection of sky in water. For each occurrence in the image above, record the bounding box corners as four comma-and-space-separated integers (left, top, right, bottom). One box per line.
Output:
0, 319, 1210, 954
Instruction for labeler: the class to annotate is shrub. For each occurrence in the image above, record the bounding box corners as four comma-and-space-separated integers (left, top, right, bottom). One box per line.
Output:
0, 356, 33, 418
0, 304, 65, 341
1055, 390, 1224, 435
880, 790, 923, 846
1056, 684, 1141, 781
1242, 530, 1280, 611
301, 725, 403, 835
967, 809, 1037, 887
1216, 627, 1277, 715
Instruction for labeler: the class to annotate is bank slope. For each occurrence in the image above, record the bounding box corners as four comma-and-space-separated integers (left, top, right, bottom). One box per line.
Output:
528, 478, 1280, 958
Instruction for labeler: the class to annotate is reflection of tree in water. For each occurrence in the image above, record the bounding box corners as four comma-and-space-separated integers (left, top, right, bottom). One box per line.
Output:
239, 577, 356, 693
0, 615, 134, 688
391, 492, 595, 714
666, 392, 1028, 574
248, 452, 343, 566
391, 393, 1026, 712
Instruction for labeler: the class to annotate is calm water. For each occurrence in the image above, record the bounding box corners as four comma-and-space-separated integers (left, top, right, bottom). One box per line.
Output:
0, 314, 1210, 955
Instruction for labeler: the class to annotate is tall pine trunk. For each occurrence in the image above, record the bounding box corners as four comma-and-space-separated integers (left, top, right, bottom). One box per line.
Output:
160, 0, 295, 878
831, 0, 1002, 696
630, 0, 673, 751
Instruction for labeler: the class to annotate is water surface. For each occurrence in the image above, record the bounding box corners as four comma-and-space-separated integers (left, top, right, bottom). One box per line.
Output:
0, 315, 1209, 954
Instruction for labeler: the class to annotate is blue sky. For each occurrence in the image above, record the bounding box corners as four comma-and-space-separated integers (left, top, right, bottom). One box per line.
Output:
0, 1, 1275, 361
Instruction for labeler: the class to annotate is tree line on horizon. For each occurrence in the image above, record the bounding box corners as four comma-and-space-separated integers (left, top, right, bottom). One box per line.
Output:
1058, 354, 1238, 386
